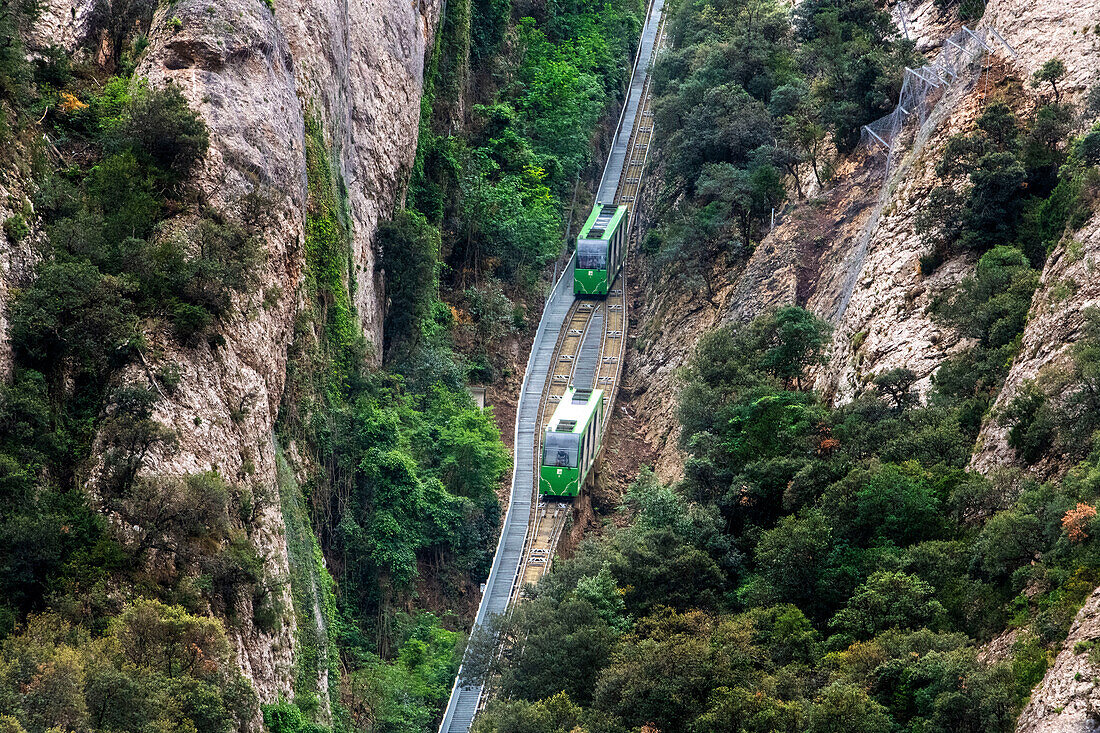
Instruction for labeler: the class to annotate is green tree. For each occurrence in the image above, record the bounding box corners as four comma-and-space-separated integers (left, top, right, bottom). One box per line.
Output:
593, 612, 722, 732
829, 571, 947, 640
380, 209, 441, 360
1031, 58, 1067, 102
575, 563, 630, 633
472, 692, 584, 733
960, 153, 1027, 251
932, 245, 1038, 348
116, 83, 210, 184
10, 261, 135, 384
807, 682, 892, 733
753, 510, 834, 614
500, 596, 617, 705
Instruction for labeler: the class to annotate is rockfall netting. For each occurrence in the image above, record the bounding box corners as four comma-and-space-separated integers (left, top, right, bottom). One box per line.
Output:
832, 25, 1017, 326
860, 25, 1017, 173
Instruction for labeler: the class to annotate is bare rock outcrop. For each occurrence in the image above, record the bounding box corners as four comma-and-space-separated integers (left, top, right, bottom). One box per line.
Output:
809, 82, 992, 404
1016, 585, 1100, 733
26, 0, 96, 54
983, 0, 1100, 98
0, 192, 38, 380
964, 0, 1100, 479
132, 0, 307, 703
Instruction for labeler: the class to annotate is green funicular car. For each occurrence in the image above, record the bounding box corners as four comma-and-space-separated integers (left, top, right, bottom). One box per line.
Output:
539, 386, 605, 497
574, 203, 628, 297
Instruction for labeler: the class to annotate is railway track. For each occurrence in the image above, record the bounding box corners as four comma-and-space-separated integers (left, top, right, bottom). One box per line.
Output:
438, 1, 665, 729
613, 16, 666, 209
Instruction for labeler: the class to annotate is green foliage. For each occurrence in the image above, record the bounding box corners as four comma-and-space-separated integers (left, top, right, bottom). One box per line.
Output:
472, 693, 584, 733
2, 214, 28, 242
921, 100, 1086, 271
0, 77, 252, 639
341, 613, 462, 732
648, 0, 914, 288
793, 0, 916, 151
276, 448, 338, 722
932, 246, 1039, 349
0, 602, 257, 733
380, 209, 441, 360
302, 114, 360, 390
917, 93, 1100, 453
829, 571, 947, 641
1011, 632, 1049, 704
934, 0, 987, 20
284, 111, 512, 730
1031, 58, 1068, 102
0, 30, 281, 729
477, 300, 1100, 731
0, 0, 35, 144
574, 563, 630, 633
807, 682, 891, 733
470, 0, 510, 65
457, 154, 562, 287
411, 0, 642, 292
114, 83, 209, 185
1002, 310, 1100, 465
677, 307, 830, 529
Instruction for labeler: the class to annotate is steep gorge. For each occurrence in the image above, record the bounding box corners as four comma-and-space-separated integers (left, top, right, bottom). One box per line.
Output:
4, 0, 1100, 729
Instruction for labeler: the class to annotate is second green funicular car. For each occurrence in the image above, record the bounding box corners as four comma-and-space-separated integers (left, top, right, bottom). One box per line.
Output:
539, 386, 605, 497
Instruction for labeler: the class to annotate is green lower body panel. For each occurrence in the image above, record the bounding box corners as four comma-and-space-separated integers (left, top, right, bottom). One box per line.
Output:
540, 465, 581, 497
574, 267, 609, 296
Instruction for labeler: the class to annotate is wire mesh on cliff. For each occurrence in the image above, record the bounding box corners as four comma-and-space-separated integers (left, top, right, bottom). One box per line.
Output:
830, 25, 1017, 327
860, 25, 1017, 175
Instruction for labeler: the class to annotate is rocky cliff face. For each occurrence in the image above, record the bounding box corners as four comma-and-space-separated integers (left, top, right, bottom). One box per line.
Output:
969, 211, 1100, 477
627, 0, 1096, 479
624, 2, 989, 481
5, 0, 440, 708
1016, 585, 1100, 733
131, 0, 438, 704
625, 2, 1100, 729
809, 75, 996, 405
968, 0, 1100, 476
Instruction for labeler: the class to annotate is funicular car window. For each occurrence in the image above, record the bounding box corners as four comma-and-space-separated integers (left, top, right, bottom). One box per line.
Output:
543, 431, 579, 468
577, 240, 607, 269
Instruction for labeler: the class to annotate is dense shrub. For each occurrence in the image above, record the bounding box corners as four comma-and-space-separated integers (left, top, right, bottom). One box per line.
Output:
0, 603, 257, 733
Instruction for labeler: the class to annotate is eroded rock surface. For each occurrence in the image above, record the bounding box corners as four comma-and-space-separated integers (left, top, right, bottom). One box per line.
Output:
970, 212, 1100, 478
984, 0, 1100, 99
1017, 586, 1100, 733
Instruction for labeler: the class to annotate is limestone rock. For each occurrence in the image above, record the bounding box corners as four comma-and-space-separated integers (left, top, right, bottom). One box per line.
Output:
1016, 586, 1100, 733
970, 213, 1100, 478
984, 0, 1100, 102
26, 0, 96, 54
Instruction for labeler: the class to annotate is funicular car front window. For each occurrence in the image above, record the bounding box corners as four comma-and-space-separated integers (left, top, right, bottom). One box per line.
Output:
577, 240, 607, 270
543, 432, 579, 468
